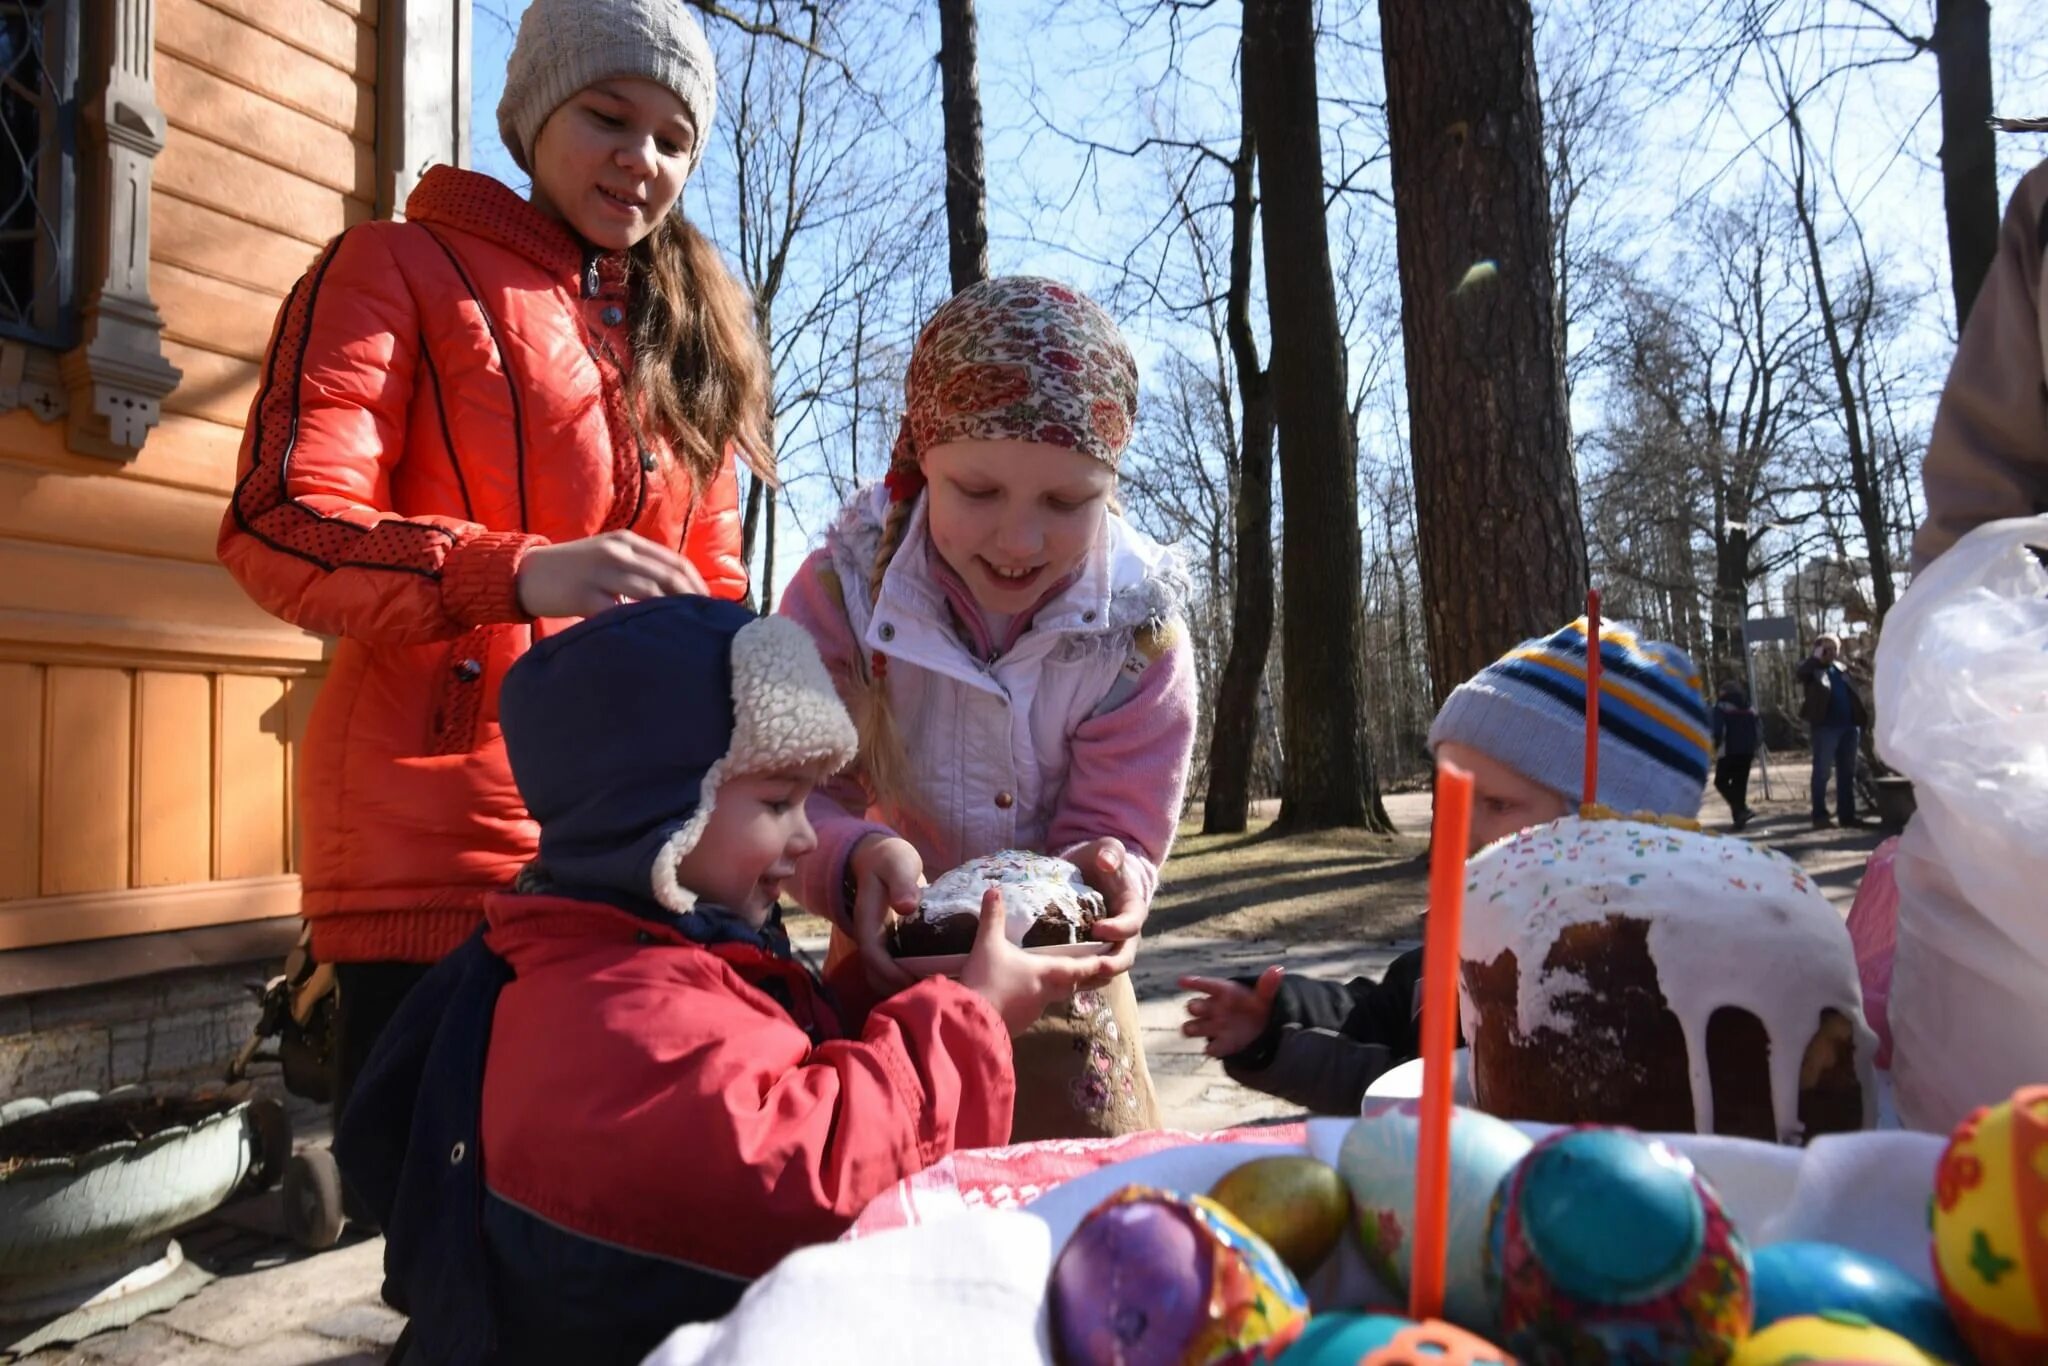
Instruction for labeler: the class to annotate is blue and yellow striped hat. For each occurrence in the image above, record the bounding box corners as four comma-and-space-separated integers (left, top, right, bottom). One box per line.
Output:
1426, 617, 1711, 815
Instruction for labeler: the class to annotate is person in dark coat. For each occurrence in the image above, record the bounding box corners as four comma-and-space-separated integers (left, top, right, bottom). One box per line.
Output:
1796, 633, 1872, 829
1711, 679, 1762, 830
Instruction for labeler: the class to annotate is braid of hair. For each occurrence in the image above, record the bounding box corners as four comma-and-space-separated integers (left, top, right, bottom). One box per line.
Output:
846, 449, 923, 820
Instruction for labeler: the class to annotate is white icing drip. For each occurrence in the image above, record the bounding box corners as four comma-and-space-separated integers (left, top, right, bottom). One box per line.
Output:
915, 850, 1104, 945
1461, 817, 1878, 1141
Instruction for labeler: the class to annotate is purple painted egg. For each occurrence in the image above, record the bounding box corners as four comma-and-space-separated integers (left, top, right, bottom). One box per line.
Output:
1049, 1185, 1310, 1366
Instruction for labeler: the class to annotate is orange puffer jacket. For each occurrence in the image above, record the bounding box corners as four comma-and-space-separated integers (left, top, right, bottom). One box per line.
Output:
219, 166, 748, 964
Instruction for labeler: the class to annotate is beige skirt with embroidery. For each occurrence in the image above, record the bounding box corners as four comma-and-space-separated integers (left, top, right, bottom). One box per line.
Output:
1007, 970, 1160, 1140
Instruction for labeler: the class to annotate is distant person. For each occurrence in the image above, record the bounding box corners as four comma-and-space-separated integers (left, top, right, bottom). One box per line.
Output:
1711, 679, 1760, 830
1797, 634, 1870, 830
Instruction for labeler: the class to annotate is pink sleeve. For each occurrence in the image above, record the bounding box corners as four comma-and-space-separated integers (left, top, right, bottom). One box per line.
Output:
1047, 624, 1198, 906
779, 550, 896, 929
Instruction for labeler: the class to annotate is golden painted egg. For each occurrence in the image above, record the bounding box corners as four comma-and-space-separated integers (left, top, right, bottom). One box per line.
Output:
1929, 1083, 2048, 1366
1728, 1310, 1943, 1364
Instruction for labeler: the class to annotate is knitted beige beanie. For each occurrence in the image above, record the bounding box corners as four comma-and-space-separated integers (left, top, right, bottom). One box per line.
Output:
497, 0, 717, 175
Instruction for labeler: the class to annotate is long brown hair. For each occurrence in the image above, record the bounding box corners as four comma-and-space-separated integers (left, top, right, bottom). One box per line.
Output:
627, 212, 774, 485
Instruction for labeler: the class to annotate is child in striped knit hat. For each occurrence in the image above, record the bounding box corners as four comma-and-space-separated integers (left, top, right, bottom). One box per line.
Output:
1181, 617, 1713, 1115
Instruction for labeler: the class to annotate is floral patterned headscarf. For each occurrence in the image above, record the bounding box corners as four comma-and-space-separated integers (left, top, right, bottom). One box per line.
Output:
883, 276, 1140, 503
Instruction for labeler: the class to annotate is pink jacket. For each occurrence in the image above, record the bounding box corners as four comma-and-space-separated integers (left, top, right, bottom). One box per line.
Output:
779, 486, 1197, 929
1914, 158, 2048, 571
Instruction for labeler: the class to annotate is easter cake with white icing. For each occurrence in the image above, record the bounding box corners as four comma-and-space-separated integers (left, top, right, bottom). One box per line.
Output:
888, 850, 1105, 958
1456, 815, 1877, 1143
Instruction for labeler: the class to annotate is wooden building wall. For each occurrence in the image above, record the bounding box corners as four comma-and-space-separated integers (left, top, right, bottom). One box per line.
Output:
0, 0, 378, 952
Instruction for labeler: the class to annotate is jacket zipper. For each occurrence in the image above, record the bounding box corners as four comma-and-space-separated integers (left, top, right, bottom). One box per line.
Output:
579, 246, 652, 531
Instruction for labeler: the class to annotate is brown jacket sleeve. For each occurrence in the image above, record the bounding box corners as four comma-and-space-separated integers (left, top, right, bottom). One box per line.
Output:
1913, 160, 2048, 572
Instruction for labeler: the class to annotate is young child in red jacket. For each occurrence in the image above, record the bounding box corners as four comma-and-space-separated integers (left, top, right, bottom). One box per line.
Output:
335, 596, 1109, 1366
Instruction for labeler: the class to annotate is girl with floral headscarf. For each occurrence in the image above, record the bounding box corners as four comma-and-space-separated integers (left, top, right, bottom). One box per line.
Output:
779, 277, 1197, 1138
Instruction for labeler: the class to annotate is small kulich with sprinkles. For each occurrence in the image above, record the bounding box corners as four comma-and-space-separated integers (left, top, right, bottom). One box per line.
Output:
1456, 814, 1879, 1144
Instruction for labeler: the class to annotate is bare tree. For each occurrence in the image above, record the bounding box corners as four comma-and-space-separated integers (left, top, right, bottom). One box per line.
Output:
1244, 0, 1390, 831
1378, 0, 1588, 709
1671, 0, 2007, 324
702, 2, 935, 607
1930, 0, 2000, 319
1782, 99, 1896, 626
937, 0, 992, 290
1201, 91, 1278, 834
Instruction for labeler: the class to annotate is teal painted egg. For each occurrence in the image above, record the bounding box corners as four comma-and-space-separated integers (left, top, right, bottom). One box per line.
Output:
1752, 1241, 1966, 1361
1488, 1126, 1753, 1360
1272, 1312, 1511, 1364
1336, 1102, 1532, 1331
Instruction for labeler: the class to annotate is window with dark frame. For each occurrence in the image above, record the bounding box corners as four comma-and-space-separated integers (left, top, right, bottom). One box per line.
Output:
0, 0, 76, 352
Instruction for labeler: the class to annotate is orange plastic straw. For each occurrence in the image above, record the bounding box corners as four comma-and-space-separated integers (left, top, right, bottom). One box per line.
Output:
1583, 589, 1602, 808
1410, 758, 1473, 1322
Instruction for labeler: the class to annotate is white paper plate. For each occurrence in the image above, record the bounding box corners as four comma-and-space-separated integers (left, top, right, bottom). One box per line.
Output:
1365, 1050, 1475, 1104
897, 939, 1113, 979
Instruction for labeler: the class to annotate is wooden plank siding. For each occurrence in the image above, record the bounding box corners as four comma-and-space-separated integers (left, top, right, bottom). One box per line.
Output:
0, 0, 377, 951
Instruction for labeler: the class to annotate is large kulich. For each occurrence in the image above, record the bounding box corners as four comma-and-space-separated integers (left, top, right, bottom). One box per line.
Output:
1456, 814, 1876, 1144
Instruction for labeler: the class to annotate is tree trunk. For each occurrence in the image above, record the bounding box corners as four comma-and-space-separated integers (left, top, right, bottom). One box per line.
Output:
741, 472, 765, 567
761, 485, 778, 613
936, 0, 990, 293
1932, 0, 1999, 325
1202, 109, 1276, 836
1378, 0, 1588, 709
1242, 0, 1389, 832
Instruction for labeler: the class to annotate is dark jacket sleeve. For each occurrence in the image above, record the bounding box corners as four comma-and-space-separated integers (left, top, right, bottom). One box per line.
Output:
1219, 948, 1428, 1116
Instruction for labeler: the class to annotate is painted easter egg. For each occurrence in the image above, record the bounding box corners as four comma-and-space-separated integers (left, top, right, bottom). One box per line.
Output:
1751, 1241, 1966, 1361
1049, 1184, 1309, 1366
1729, 1309, 1947, 1364
1488, 1126, 1752, 1362
1337, 1102, 1532, 1332
1930, 1083, 2048, 1366
1209, 1156, 1353, 1280
1272, 1312, 1511, 1364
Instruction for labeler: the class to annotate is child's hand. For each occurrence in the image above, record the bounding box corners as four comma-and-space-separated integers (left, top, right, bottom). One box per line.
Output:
515, 531, 710, 618
1070, 836, 1147, 974
848, 834, 923, 994
1177, 966, 1284, 1058
960, 888, 1116, 1035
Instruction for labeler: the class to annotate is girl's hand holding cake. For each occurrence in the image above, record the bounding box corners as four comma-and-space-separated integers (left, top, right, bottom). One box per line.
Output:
1067, 837, 1149, 974
848, 833, 924, 993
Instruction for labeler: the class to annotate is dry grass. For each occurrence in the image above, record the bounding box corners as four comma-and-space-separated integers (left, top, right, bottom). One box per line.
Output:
1149, 818, 1429, 942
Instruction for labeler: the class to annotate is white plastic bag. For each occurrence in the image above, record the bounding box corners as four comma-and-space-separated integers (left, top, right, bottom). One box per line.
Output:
1875, 514, 2048, 1132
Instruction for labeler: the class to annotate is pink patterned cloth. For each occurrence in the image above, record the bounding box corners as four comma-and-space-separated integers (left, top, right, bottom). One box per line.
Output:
1845, 836, 1901, 1068
845, 1123, 1310, 1239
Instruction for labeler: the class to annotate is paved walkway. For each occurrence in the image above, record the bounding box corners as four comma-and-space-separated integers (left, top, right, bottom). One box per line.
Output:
10, 785, 1888, 1364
